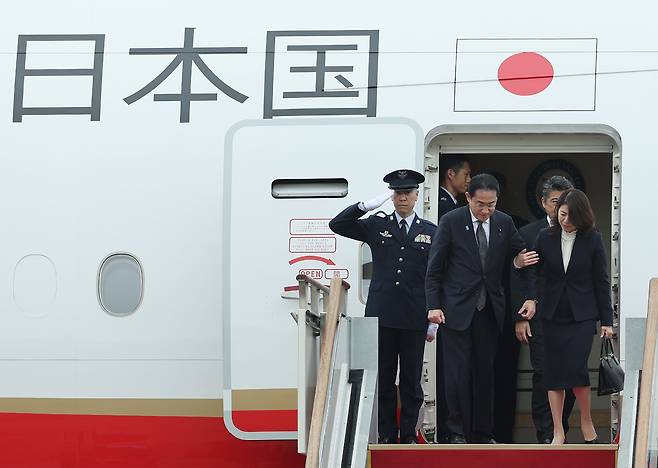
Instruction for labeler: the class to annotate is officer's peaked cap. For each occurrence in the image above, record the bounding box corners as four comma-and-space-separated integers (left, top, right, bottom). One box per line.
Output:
383, 169, 425, 190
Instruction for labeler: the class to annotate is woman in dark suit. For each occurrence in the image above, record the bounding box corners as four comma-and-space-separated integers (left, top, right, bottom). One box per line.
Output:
531, 189, 613, 444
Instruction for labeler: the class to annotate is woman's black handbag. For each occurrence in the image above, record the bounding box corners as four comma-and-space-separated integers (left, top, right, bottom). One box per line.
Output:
598, 337, 624, 396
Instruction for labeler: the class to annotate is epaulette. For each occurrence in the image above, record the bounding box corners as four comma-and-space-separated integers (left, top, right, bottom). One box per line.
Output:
374, 211, 387, 218
421, 217, 437, 228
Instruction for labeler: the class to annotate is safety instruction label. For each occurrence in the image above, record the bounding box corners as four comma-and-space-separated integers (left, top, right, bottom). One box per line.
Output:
289, 236, 336, 253
289, 218, 332, 236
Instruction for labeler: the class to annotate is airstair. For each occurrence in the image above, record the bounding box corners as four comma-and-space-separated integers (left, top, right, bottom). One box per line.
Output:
294, 274, 377, 468
293, 276, 658, 468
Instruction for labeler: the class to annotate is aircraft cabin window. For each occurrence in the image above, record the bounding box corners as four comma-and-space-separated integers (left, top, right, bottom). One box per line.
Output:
98, 253, 144, 316
271, 178, 348, 198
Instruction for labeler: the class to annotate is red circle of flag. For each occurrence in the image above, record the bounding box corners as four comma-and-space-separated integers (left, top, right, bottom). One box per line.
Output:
497, 52, 554, 96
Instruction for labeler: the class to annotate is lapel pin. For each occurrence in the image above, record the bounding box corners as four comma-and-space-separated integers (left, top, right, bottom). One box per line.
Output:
465, 225, 470, 231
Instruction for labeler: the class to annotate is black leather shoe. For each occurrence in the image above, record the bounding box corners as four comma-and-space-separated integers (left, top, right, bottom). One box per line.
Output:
449, 434, 467, 444
473, 437, 498, 444
541, 438, 553, 444
400, 436, 417, 444
378, 436, 397, 444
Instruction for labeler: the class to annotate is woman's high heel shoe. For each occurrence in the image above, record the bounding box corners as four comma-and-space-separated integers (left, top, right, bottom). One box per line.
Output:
584, 437, 599, 444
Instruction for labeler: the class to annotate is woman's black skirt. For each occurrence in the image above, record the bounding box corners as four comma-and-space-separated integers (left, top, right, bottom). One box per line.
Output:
542, 293, 596, 390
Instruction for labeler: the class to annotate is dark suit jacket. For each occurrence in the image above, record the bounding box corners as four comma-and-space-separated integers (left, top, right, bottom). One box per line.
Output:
532, 229, 613, 326
438, 187, 458, 219
329, 203, 436, 331
510, 217, 549, 321
425, 206, 532, 332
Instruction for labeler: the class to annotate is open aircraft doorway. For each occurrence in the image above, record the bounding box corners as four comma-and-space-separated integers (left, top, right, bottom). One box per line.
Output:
422, 125, 621, 444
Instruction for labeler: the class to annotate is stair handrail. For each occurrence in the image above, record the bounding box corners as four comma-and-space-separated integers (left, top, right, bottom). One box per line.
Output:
296, 274, 351, 295
304, 276, 349, 468
634, 278, 658, 468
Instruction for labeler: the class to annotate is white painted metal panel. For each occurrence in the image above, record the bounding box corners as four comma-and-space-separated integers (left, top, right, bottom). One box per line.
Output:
223, 118, 422, 437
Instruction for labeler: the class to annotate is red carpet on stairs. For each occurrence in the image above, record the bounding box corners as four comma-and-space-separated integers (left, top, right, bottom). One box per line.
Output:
368, 444, 617, 468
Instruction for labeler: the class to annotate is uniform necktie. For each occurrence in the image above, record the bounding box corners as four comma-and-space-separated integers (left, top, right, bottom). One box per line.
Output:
400, 219, 408, 238
476, 220, 488, 310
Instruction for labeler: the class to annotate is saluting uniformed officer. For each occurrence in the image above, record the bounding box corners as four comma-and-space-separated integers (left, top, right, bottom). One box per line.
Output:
329, 169, 436, 444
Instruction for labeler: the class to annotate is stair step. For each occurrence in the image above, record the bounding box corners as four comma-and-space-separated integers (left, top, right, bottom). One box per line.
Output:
368, 444, 617, 468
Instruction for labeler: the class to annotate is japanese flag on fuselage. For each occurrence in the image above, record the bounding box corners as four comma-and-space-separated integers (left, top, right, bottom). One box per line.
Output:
453, 38, 597, 112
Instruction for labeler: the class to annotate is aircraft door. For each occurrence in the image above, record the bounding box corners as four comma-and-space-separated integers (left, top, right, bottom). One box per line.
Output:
223, 117, 423, 439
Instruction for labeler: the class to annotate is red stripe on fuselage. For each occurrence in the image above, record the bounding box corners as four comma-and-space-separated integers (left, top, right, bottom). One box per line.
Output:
232, 409, 297, 432
0, 411, 305, 467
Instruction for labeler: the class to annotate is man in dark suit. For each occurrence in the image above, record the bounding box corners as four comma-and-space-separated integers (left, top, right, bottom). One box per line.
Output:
512, 175, 577, 443
439, 155, 471, 218
329, 169, 436, 444
425, 173, 538, 444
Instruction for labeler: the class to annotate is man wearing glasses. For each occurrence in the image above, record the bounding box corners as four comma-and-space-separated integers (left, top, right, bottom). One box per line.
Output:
512, 175, 576, 443
426, 173, 538, 444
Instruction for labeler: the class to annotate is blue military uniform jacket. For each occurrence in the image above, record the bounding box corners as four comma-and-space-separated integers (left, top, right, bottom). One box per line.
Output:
438, 186, 458, 219
329, 203, 436, 331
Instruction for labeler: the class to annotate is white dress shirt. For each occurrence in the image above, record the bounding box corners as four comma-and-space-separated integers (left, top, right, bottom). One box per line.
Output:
469, 210, 490, 243
561, 229, 577, 272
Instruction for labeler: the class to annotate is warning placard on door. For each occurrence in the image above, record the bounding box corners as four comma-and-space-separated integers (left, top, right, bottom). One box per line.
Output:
289, 219, 332, 236
289, 237, 336, 253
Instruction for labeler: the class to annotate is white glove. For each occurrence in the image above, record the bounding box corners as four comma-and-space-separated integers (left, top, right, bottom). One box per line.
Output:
426, 323, 439, 342
361, 190, 393, 211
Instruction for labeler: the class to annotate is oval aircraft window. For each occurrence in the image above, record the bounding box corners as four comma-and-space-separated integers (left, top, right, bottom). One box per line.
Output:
98, 253, 144, 316
271, 178, 348, 198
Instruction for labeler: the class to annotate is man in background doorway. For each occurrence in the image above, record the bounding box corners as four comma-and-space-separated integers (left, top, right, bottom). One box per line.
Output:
439, 156, 471, 218
512, 175, 577, 444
